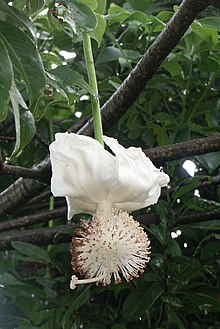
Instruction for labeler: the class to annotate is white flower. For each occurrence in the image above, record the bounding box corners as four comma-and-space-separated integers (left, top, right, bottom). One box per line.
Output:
49, 133, 170, 288
49, 133, 169, 220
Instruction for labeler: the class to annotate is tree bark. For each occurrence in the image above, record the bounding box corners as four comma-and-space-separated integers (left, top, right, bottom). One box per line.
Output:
145, 134, 220, 166
0, 207, 67, 231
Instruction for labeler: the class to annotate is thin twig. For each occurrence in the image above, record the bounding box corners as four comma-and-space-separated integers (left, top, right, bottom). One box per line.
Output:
0, 136, 16, 142
35, 130, 49, 150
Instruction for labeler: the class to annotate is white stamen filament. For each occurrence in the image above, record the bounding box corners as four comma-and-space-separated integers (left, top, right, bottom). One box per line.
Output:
70, 274, 105, 289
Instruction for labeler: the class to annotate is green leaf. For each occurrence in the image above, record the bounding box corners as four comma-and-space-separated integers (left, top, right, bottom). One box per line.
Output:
48, 65, 95, 97
198, 17, 220, 31
95, 0, 106, 14
111, 325, 126, 329
162, 295, 183, 308
196, 152, 220, 174
0, 37, 12, 121
0, 0, 35, 36
172, 176, 209, 201
189, 220, 220, 231
167, 239, 182, 257
0, 257, 11, 274
10, 84, 36, 159
0, 21, 45, 110
107, 5, 130, 26
11, 241, 51, 265
127, 0, 150, 11
25, 0, 44, 15
169, 257, 203, 281
89, 13, 106, 46
78, 0, 98, 11
162, 60, 182, 77
62, 286, 91, 329
183, 292, 220, 313
62, 0, 97, 32
122, 282, 163, 322
96, 46, 122, 64
192, 24, 219, 46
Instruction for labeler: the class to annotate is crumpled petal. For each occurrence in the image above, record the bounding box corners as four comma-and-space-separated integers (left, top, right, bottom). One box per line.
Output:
49, 133, 116, 218
103, 136, 170, 212
49, 133, 170, 219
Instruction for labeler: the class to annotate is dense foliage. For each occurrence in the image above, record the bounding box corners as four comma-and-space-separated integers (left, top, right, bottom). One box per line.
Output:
0, 0, 220, 328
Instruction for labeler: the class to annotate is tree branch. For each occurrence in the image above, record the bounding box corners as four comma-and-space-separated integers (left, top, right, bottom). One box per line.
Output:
78, 0, 215, 136
145, 134, 220, 166
1, 163, 46, 181
0, 207, 67, 231
0, 136, 16, 142
0, 178, 47, 217
0, 224, 73, 250
0, 210, 219, 250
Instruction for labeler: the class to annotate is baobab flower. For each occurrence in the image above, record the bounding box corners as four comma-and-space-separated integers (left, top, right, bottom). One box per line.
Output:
49, 133, 169, 288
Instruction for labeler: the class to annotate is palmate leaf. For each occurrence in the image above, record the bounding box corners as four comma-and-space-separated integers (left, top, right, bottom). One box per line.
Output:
0, 21, 45, 110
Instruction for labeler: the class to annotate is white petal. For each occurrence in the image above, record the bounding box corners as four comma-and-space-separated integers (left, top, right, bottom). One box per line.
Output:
103, 136, 169, 212
66, 196, 97, 220
49, 133, 116, 217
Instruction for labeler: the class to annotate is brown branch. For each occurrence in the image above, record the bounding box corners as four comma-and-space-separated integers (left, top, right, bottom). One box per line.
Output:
144, 134, 220, 166
0, 224, 74, 250
138, 210, 220, 226
179, 210, 220, 225
68, 114, 92, 133
0, 136, 16, 142
35, 130, 49, 150
27, 189, 52, 205
78, 0, 215, 136
0, 178, 47, 217
19, 199, 65, 215
1, 163, 46, 180
0, 210, 219, 250
0, 207, 67, 232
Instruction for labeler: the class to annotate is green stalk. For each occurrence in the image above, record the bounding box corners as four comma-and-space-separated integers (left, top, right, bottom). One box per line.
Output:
82, 32, 104, 146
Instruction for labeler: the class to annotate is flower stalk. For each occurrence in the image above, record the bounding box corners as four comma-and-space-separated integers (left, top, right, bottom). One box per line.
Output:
82, 32, 104, 146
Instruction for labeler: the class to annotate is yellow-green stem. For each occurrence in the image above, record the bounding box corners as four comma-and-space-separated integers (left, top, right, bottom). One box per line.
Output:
82, 32, 104, 146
